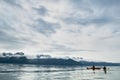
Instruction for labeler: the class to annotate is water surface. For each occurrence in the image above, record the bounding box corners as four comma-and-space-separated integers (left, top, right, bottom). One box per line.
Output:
0, 64, 119, 80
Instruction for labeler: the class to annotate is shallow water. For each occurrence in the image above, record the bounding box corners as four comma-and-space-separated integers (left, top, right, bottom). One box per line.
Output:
0, 64, 119, 80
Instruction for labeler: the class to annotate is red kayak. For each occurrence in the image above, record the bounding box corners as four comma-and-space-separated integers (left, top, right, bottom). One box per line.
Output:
87, 67, 101, 70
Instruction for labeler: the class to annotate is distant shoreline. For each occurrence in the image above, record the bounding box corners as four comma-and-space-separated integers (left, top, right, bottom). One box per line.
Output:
0, 52, 120, 66
0, 56, 120, 66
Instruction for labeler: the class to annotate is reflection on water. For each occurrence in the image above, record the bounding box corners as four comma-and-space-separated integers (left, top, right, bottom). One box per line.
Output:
0, 64, 120, 80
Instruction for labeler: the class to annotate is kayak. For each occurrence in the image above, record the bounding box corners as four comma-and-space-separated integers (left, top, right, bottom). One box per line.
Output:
87, 67, 101, 70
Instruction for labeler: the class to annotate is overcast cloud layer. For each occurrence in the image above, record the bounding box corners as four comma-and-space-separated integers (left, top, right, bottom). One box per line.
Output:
0, 0, 120, 62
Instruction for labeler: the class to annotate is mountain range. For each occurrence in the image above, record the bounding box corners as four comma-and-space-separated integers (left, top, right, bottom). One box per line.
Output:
0, 52, 120, 66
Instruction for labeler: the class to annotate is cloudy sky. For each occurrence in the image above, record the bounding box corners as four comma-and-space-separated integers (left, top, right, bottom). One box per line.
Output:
0, 0, 120, 62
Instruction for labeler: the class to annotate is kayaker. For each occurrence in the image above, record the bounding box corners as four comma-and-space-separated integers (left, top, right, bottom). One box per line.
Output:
92, 65, 95, 71
103, 66, 107, 74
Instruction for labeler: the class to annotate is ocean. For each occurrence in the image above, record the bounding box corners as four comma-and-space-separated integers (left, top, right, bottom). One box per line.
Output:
0, 64, 119, 80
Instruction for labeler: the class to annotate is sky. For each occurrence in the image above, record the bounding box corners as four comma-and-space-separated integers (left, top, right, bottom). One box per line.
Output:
0, 0, 120, 62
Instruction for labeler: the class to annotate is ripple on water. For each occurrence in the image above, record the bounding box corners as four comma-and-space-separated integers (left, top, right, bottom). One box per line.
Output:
81, 79, 91, 80
94, 77, 105, 80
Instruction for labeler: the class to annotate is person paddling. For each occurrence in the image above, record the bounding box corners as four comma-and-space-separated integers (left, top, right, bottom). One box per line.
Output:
103, 66, 107, 74
92, 65, 95, 71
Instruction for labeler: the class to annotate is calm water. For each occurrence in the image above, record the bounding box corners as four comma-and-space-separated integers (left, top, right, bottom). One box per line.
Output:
0, 64, 119, 80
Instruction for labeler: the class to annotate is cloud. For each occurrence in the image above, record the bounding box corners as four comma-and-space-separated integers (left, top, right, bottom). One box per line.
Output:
32, 19, 60, 36
90, 0, 120, 6
33, 6, 48, 16
48, 43, 97, 52
0, 0, 120, 62
63, 17, 116, 25
1, 0, 22, 8
59, 0, 120, 26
